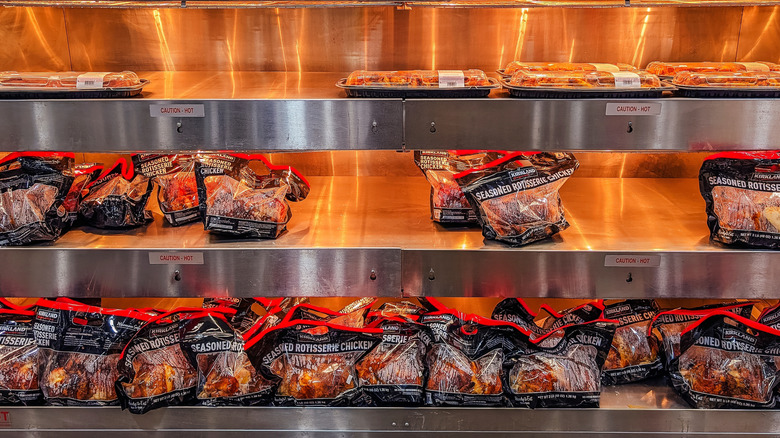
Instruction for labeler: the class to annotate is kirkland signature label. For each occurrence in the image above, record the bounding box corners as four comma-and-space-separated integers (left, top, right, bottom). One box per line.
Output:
149, 104, 205, 118
604, 255, 661, 267
149, 252, 204, 265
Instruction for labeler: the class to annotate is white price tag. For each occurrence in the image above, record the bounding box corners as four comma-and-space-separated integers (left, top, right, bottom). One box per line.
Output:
591, 63, 620, 73
76, 72, 110, 90
438, 70, 465, 88
606, 102, 662, 116
611, 72, 642, 89
737, 62, 770, 72
604, 255, 661, 267
149, 252, 204, 265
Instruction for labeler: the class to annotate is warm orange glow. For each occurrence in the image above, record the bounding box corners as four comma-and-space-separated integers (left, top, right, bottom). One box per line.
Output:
152, 9, 175, 71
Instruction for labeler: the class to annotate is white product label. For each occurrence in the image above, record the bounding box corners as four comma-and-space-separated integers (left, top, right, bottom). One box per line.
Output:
438, 70, 465, 88
737, 62, 770, 72
605, 102, 662, 116
611, 72, 642, 88
149, 252, 204, 265
76, 72, 110, 89
149, 104, 205, 118
604, 255, 661, 267
592, 63, 620, 72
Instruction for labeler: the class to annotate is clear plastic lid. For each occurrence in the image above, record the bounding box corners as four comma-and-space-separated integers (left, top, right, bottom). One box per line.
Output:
645, 61, 779, 77
503, 62, 638, 76
508, 70, 662, 89
0, 71, 141, 89
345, 69, 491, 87
672, 71, 780, 87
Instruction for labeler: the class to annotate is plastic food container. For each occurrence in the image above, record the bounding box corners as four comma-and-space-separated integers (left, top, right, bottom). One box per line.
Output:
338, 69, 499, 98
502, 70, 668, 98
0, 71, 147, 98
645, 61, 779, 78
672, 71, 780, 97
500, 62, 638, 78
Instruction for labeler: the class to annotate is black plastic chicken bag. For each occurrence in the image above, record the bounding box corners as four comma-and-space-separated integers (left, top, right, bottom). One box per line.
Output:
133, 154, 200, 226
421, 311, 513, 407
194, 154, 309, 239
0, 309, 41, 405
454, 152, 578, 246
651, 302, 755, 371
700, 151, 780, 248
356, 316, 432, 406
78, 157, 153, 228
669, 311, 780, 409
116, 309, 209, 414
502, 320, 616, 408
0, 152, 74, 246
601, 300, 662, 385
180, 310, 274, 406
33, 300, 151, 406
245, 320, 379, 406
491, 298, 604, 340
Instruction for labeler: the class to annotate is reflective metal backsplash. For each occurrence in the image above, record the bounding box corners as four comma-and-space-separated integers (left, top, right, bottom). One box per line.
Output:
3, 6, 779, 72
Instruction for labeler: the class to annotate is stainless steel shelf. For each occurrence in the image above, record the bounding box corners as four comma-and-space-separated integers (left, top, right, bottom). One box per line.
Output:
2, 380, 779, 437
0, 72, 403, 152
2, 71, 780, 152
404, 93, 780, 151
1, 176, 778, 298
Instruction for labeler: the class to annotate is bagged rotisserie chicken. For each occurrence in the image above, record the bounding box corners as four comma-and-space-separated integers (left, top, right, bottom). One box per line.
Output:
78, 157, 153, 228
180, 309, 274, 406
491, 298, 604, 340
413, 151, 504, 224
502, 319, 616, 408
356, 315, 432, 406
669, 311, 780, 409
194, 154, 309, 239
246, 319, 379, 406
0, 152, 74, 246
651, 302, 755, 371
454, 151, 579, 246
116, 308, 209, 414
0, 308, 41, 405
421, 309, 513, 406
33, 300, 152, 406
601, 300, 662, 385
133, 154, 200, 226
700, 151, 780, 248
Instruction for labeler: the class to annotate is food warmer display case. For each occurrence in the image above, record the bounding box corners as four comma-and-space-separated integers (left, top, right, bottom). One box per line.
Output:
2, 1, 780, 436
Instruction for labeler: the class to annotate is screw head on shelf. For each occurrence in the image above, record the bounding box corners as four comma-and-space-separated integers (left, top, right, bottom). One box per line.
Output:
174, 270, 182, 282
428, 269, 435, 281
369, 270, 377, 281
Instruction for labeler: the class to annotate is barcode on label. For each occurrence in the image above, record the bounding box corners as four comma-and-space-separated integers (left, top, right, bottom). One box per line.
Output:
438, 70, 465, 88
76, 72, 110, 90
611, 72, 642, 89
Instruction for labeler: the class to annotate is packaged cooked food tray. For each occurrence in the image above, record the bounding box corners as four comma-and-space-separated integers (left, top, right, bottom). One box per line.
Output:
503, 70, 667, 98
699, 152, 780, 248
673, 71, 780, 97
0, 71, 148, 98
338, 69, 498, 98
499, 62, 638, 78
646, 61, 779, 78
